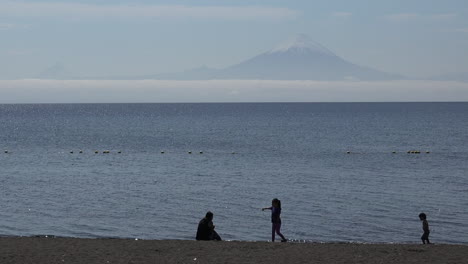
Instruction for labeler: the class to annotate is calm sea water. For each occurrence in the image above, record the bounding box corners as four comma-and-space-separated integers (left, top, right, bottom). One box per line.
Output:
0, 103, 467, 244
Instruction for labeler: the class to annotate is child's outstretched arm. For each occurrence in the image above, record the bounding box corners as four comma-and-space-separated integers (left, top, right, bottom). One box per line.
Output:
262, 207, 272, 211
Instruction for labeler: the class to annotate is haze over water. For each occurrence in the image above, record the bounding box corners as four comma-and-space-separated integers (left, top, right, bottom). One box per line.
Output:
0, 102, 467, 244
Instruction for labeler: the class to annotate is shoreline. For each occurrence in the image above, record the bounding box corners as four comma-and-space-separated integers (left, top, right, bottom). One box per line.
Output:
1, 234, 467, 245
1, 237, 467, 264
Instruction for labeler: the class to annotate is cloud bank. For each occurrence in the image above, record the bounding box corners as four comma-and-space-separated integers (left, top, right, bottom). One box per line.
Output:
0, 23, 15, 30
1, 80, 467, 103
384, 13, 457, 22
0, 2, 298, 20
331, 12, 352, 18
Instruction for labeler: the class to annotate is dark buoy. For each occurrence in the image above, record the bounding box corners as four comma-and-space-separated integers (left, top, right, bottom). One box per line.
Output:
161, 151, 165, 154
188, 151, 192, 154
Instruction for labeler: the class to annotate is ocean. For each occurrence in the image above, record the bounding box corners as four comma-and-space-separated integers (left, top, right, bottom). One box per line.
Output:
0, 102, 467, 244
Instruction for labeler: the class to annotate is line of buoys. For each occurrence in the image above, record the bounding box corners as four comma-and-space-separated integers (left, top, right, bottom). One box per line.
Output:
63, 150, 228, 154
65, 150, 121, 154
160, 151, 206, 154
405, 150, 431, 154
0, 150, 245, 155
10, 150, 424, 156
2, 150, 245, 155
406, 150, 430, 154
397, 151, 430, 154
345, 151, 431, 154
2, 150, 124, 154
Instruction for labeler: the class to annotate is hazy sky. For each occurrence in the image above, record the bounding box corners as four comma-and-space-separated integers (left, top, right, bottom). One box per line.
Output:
2, 0, 468, 79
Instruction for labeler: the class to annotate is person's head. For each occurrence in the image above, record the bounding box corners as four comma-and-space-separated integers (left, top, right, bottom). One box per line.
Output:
419, 213, 427, 220
205, 211, 214, 220
272, 198, 281, 208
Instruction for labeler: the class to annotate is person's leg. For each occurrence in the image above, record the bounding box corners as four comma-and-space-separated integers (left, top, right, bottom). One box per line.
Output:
211, 230, 222, 241
274, 223, 287, 242
421, 233, 428, 244
425, 232, 430, 244
271, 223, 276, 242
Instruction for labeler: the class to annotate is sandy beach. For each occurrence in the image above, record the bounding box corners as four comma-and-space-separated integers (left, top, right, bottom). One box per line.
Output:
0, 237, 466, 264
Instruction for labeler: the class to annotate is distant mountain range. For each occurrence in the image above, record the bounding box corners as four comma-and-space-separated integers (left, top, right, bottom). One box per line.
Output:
155, 34, 404, 81
428, 72, 468, 82
33, 34, 467, 82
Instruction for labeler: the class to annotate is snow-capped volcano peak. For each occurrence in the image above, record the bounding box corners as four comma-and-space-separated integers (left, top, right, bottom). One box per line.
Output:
270, 34, 337, 57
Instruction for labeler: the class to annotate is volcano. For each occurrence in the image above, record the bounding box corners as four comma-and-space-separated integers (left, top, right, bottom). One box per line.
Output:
214, 34, 403, 80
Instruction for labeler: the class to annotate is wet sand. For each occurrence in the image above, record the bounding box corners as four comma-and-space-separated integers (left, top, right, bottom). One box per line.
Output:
0, 237, 466, 264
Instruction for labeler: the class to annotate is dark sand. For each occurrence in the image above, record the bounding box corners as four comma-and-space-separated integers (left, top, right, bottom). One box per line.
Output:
0, 237, 466, 264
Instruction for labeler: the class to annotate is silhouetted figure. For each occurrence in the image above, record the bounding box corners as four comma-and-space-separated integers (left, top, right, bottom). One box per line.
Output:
419, 213, 431, 244
196, 211, 222, 241
262, 198, 287, 242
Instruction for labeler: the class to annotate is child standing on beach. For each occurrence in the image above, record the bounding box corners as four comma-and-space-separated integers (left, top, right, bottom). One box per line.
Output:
419, 213, 431, 244
262, 198, 287, 242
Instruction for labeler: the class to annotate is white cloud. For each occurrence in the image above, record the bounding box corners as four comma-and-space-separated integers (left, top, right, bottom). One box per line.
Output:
384, 13, 421, 21
385, 13, 457, 22
6, 49, 32, 56
0, 23, 31, 31
0, 2, 299, 20
331, 12, 352, 18
0, 80, 467, 103
431, 13, 457, 20
0, 23, 15, 30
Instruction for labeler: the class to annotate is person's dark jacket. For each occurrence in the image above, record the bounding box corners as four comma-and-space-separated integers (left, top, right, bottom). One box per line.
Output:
196, 217, 213, 240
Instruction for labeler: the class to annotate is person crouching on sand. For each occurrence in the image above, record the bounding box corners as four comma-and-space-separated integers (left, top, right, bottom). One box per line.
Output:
262, 198, 287, 242
419, 213, 431, 244
196, 211, 222, 241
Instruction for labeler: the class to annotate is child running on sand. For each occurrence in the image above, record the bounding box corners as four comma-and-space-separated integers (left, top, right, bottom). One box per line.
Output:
419, 213, 431, 244
262, 198, 287, 242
